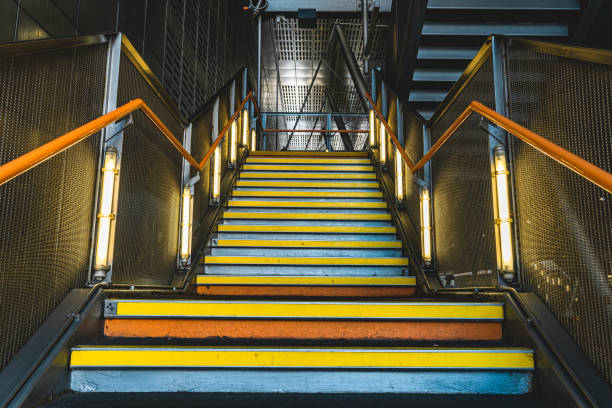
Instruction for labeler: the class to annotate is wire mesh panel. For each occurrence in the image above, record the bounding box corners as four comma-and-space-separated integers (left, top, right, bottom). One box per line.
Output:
403, 111, 425, 260
0, 44, 107, 369
430, 57, 498, 287
112, 52, 185, 286
506, 45, 612, 385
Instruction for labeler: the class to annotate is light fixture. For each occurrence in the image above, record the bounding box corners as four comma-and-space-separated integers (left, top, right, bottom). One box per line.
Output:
212, 145, 221, 201
395, 147, 403, 201
94, 147, 118, 280
492, 145, 514, 279
251, 128, 257, 151
230, 120, 237, 164
369, 110, 375, 147
420, 187, 432, 264
379, 119, 386, 165
242, 110, 249, 147
180, 185, 193, 264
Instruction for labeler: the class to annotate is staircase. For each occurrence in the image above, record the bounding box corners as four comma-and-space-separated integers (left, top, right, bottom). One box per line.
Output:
68, 151, 535, 398
412, 0, 582, 119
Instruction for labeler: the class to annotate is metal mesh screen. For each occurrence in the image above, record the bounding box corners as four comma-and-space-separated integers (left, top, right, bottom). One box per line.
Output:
430, 57, 498, 287
112, 52, 185, 286
506, 46, 612, 385
0, 44, 106, 369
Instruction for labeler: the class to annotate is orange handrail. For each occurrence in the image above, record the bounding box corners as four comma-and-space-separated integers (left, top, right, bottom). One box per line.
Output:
0, 92, 258, 187
365, 94, 612, 194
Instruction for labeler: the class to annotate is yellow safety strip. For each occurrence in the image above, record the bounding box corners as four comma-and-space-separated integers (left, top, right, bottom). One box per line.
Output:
70, 347, 534, 369
227, 200, 386, 208
240, 173, 376, 179
203, 256, 408, 266
195, 275, 415, 286
246, 158, 371, 164
222, 213, 391, 221
242, 165, 374, 172
232, 191, 383, 198
235, 181, 380, 188
217, 225, 396, 233
111, 301, 504, 320
216, 239, 400, 247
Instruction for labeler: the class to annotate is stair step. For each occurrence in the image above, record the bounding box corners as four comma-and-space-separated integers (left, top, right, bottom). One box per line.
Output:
103, 300, 503, 341
227, 200, 386, 208
216, 225, 396, 234
211, 247, 404, 257
235, 180, 380, 188
213, 239, 402, 248
245, 157, 371, 164
222, 212, 391, 221
231, 190, 383, 198
242, 164, 374, 172
195, 275, 416, 297
70, 346, 534, 394
203, 256, 408, 266
250, 151, 369, 157
240, 172, 376, 179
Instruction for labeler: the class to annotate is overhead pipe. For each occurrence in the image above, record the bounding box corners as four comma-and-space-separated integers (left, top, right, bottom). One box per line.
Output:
333, 24, 370, 113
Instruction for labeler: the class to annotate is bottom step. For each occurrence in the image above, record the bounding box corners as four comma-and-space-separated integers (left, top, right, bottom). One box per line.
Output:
70, 347, 533, 394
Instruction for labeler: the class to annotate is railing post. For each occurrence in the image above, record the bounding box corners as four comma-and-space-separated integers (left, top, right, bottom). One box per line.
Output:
326, 113, 332, 151
89, 33, 123, 283
491, 35, 518, 282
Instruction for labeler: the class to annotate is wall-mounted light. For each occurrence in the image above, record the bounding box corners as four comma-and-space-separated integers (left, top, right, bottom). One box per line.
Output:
180, 185, 193, 264
379, 119, 386, 165
369, 110, 375, 147
251, 128, 257, 151
212, 145, 221, 201
492, 146, 514, 280
93, 147, 118, 280
242, 110, 249, 147
395, 147, 403, 201
420, 187, 432, 264
230, 120, 237, 164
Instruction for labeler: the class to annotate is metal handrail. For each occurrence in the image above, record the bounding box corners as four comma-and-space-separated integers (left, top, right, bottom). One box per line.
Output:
365, 94, 612, 194
0, 91, 259, 186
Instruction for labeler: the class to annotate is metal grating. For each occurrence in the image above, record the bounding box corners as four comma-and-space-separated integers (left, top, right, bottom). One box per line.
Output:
430, 57, 498, 287
0, 44, 106, 369
506, 46, 612, 385
403, 111, 425, 259
112, 52, 185, 286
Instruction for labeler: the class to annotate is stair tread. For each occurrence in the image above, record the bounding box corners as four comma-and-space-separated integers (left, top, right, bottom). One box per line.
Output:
203, 256, 409, 266
195, 275, 415, 286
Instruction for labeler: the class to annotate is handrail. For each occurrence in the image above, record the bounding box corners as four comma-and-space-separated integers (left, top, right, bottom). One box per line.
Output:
0, 91, 258, 186
365, 94, 612, 194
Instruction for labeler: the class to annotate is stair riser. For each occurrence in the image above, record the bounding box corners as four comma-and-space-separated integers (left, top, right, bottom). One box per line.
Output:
240, 173, 376, 180
195, 285, 416, 297
210, 248, 404, 257
235, 181, 380, 188
104, 319, 502, 341
204, 265, 408, 275
229, 197, 385, 203
216, 232, 398, 240
222, 208, 389, 215
71, 370, 532, 394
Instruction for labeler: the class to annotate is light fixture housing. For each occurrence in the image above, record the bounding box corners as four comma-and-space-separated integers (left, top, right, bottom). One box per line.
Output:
94, 147, 118, 280
379, 119, 386, 165
369, 110, 375, 147
230, 120, 237, 164
180, 185, 193, 264
395, 147, 403, 201
420, 187, 432, 264
492, 145, 514, 280
212, 145, 221, 201
242, 109, 249, 147
251, 128, 257, 151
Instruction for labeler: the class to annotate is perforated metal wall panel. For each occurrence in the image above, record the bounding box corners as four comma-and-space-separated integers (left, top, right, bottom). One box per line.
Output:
0, 44, 107, 369
506, 46, 612, 385
430, 57, 497, 287
403, 111, 425, 258
112, 53, 185, 286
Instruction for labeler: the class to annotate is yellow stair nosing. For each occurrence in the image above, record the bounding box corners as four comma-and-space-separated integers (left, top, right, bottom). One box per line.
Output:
240, 173, 377, 179
109, 299, 505, 320
231, 191, 383, 198
242, 165, 374, 172
215, 239, 401, 248
217, 225, 396, 233
235, 181, 380, 188
203, 256, 409, 266
227, 200, 387, 208
195, 275, 415, 286
249, 151, 369, 157
221, 212, 391, 220
70, 347, 534, 370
